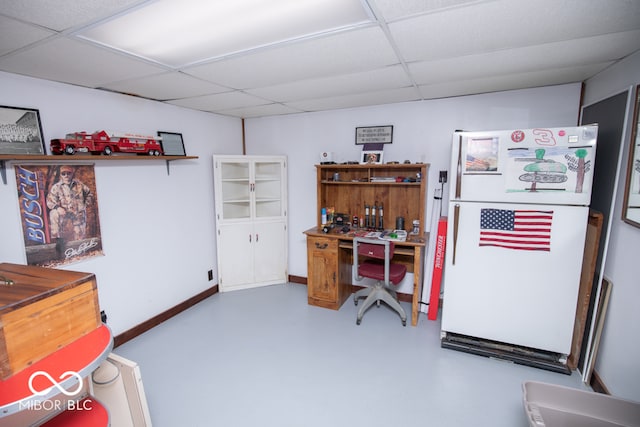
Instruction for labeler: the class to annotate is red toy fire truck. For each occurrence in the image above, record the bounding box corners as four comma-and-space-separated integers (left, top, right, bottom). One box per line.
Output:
50, 130, 163, 156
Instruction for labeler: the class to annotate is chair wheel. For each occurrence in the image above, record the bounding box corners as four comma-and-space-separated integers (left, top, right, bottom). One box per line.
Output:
356, 319, 361, 325
402, 319, 407, 326
354, 299, 358, 306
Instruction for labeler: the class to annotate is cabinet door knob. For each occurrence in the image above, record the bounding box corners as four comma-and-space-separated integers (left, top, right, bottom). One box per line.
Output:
315, 242, 328, 249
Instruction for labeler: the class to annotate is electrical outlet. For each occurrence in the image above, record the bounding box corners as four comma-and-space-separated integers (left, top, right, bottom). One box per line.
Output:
208, 269, 214, 281
100, 310, 107, 323
439, 170, 448, 183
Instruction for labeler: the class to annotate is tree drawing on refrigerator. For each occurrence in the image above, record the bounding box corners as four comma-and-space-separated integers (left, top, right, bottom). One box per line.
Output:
565, 148, 591, 193
519, 148, 567, 192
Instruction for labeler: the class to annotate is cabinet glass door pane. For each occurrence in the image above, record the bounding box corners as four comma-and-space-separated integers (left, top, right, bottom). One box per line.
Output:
221, 162, 250, 219
221, 161, 249, 180
254, 161, 282, 218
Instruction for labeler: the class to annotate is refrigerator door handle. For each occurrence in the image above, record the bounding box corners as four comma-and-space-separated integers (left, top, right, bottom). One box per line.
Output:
455, 134, 462, 199
452, 204, 460, 265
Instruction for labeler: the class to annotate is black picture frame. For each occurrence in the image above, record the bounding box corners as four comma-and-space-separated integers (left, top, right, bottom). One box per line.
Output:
0, 105, 46, 155
355, 125, 393, 145
157, 131, 186, 156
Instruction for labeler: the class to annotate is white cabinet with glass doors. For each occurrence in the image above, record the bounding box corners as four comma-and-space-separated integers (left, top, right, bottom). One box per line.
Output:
213, 155, 288, 291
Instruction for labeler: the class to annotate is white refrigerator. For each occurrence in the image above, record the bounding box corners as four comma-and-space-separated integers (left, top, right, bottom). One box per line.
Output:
440, 125, 598, 371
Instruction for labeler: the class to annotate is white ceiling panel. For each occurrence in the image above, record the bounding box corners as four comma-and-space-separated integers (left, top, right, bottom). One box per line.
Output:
0, 0, 145, 31
183, 26, 397, 89
0, 16, 54, 56
245, 65, 411, 102
167, 91, 270, 112
218, 103, 305, 119
369, 0, 494, 22
418, 63, 612, 99
0, 1, 638, 118
100, 72, 230, 100
389, 0, 640, 63
408, 30, 640, 85
0, 37, 166, 87
285, 86, 422, 112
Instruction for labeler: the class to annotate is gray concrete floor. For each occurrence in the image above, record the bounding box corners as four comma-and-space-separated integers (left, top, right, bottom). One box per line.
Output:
115, 283, 589, 427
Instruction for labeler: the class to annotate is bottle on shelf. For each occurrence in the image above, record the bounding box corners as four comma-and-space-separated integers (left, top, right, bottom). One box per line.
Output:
321, 208, 327, 225
378, 202, 384, 230
371, 202, 377, 230
364, 204, 370, 228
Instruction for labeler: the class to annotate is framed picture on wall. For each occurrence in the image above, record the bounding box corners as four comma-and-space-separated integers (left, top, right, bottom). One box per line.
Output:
361, 150, 384, 164
0, 105, 46, 155
355, 125, 393, 145
157, 131, 186, 156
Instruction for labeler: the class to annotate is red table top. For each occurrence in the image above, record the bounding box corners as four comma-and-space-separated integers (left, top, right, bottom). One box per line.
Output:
0, 324, 112, 408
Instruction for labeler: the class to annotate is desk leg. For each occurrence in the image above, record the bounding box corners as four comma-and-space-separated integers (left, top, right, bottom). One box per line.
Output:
411, 246, 424, 326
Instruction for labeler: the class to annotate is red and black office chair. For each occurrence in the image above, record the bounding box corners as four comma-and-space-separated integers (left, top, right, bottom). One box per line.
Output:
353, 238, 407, 326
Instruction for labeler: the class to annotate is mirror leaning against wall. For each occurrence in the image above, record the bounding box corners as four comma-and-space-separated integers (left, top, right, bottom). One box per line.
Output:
623, 84, 640, 227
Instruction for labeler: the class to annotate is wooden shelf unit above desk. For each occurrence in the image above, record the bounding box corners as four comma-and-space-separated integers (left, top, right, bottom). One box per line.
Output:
316, 163, 429, 233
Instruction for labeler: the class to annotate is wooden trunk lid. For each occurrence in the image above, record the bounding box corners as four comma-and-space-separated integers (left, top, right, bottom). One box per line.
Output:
0, 263, 101, 379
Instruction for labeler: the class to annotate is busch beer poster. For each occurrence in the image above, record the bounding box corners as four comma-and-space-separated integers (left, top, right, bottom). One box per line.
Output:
14, 164, 103, 267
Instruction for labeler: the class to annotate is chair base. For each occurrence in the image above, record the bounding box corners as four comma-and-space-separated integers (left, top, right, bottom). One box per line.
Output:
354, 283, 407, 326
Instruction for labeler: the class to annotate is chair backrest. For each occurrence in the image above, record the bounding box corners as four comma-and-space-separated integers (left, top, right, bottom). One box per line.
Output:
353, 238, 401, 286
356, 239, 395, 260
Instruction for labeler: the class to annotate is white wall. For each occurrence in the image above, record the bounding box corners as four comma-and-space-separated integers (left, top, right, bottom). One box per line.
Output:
0, 71, 242, 336
582, 51, 640, 401
8, 69, 631, 397
244, 83, 582, 287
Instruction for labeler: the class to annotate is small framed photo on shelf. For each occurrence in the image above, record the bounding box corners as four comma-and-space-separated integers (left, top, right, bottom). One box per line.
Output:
0, 105, 45, 155
361, 150, 384, 165
157, 131, 186, 156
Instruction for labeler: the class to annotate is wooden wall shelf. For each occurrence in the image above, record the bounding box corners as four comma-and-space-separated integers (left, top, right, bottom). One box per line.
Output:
0, 154, 199, 184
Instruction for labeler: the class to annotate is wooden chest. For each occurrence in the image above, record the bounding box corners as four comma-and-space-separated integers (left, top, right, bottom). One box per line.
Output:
0, 263, 101, 379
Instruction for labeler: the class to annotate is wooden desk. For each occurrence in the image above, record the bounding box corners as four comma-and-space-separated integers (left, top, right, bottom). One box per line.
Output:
304, 227, 427, 326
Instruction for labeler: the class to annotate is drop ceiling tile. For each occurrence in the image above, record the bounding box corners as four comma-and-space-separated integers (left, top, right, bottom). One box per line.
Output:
418, 63, 612, 99
245, 65, 411, 102
183, 26, 398, 89
0, 37, 166, 87
217, 103, 305, 118
285, 86, 421, 112
408, 30, 640, 85
0, 16, 55, 56
0, 0, 145, 31
0, 0, 636, 119
369, 0, 494, 22
100, 72, 229, 100
167, 91, 270, 112
389, 0, 640, 63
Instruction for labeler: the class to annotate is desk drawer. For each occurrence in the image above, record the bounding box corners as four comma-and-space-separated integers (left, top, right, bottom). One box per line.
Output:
308, 237, 336, 252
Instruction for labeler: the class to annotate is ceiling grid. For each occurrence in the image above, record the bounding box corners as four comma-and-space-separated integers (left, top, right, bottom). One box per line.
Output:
0, 0, 638, 118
